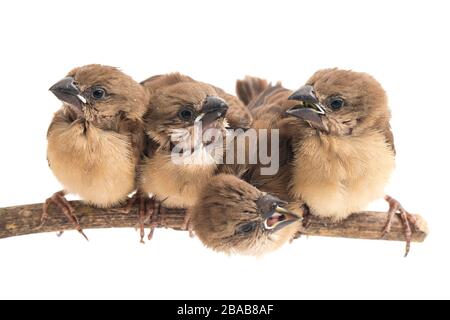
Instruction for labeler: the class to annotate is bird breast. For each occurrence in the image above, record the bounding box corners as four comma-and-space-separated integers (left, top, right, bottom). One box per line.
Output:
140, 151, 217, 208
290, 131, 395, 220
47, 121, 136, 207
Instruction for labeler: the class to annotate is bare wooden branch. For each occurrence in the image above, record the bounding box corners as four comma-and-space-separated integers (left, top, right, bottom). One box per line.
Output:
0, 201, 428, 243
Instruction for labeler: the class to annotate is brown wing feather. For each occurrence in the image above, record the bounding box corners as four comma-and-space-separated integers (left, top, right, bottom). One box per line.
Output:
236, 76, 269, 106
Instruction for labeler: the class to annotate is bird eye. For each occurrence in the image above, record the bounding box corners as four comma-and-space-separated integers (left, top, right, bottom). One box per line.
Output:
178, 107, 195, 121
237, 222, 256, 235
329, 98, 344, 110
91, 87, 106, 100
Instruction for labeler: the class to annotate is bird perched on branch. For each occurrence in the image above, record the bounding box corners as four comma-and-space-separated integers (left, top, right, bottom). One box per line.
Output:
285, 69, 396, 223
242, 69, 418, 255
45, 64, 149, 239
140, 74, 252, 207
190, 174, 302, 256
235, 78, 300, 203
139, 74, 252, 236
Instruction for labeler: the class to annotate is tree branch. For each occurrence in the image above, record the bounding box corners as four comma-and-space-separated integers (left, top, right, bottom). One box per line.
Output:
0, 201, 428, 243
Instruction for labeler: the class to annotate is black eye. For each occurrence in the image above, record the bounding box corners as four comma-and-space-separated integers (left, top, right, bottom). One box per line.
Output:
237, 222, 256, 235
178, 107, 194, 121
91, 87, 106, 100
330, 98, 344, 110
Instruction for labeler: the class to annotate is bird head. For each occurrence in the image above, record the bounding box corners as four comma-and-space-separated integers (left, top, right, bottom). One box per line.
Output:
49, 64, 148, 126
191, 174, 302, 256
286, 69, 389, 136
144, 81, 229, 149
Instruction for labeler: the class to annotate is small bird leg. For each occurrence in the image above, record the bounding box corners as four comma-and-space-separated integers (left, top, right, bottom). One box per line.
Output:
146, 197, 159, 241
110, 191, 142, 214
41, 191, 88, 241
301, 204, 313, 229
138, 195, 147, 244
383, 195, 419, 257
182, 211, 195, 238
134, 194, 158, 243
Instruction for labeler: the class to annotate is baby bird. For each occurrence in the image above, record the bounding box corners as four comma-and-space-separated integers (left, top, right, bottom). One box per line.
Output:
285, 69, 394, 218
140, 74, 252, 209
286, 69, 418, 255
45, 64, 148, 239
190, 174, 302, 256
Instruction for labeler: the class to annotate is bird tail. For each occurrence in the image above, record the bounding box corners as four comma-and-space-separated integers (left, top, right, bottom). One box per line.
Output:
236, 76, 269, 106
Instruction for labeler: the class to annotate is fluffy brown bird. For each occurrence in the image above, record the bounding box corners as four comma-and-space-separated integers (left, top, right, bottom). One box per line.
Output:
45, 64, 148, 239
285, 69, 418, 255
235, 80, 300, 203
190, 174, 302, 256
239, 70, 418, 255
285, 69, 395, 218
140, 74, 252, 210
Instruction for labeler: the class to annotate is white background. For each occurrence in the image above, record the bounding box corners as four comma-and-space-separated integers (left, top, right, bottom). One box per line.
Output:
0, 0, 448, 300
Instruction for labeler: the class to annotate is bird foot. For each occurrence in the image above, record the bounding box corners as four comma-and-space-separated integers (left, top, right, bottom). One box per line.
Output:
136, 195, 159, 243
182, 212, 195, 238
383, 195, 420, 257
110, 192, 142, 214
301, 204, 313, 229
41, 191, 88, 241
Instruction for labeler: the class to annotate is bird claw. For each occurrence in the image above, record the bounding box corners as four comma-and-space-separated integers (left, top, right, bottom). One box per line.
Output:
135, 194, 159, 243
41, 191, 89, 241
110, 192, 142, 215
301, 204, 312, 229
183, 212, 195, 238
383, 195, 419, 257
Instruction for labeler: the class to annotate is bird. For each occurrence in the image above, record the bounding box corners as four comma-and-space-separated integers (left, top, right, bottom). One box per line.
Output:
235, 79, 301, 203
139, 74, 252, 235
284, 68, 418, 256
190, 174, 302, 256
238, 70, 419, 255
45, 64, 149, 240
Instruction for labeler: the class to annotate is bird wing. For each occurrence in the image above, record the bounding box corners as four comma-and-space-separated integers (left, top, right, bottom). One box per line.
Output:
236, 76, 269, 106
383, 123, 396, 156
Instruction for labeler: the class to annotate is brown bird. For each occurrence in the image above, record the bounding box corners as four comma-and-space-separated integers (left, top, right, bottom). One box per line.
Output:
285, 68, 419, 255
190, 174, 302, 256
235, 79, 300, 203
140, 74, 252, 205
45, 64, 149, 239
238, 70, 419, 256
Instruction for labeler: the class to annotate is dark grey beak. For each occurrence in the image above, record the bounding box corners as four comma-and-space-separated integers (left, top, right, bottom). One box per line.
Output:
286, 85, 326, 127
257, 194, 302, 233
288, 85, 319, 104
198, 96, 229, 126
49, 77, 85, 110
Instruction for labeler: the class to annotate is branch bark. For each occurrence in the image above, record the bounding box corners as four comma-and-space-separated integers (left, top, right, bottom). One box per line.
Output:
0, 201, 428, 242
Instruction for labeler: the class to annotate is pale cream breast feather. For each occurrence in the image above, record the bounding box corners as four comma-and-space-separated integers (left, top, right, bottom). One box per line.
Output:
47, 120, 136, 207
290, 131, 395, 220
140, 152, 217, 208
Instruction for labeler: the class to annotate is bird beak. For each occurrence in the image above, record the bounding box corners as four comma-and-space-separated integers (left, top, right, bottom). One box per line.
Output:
49, 77, 86, 110
196, 96, 229, 126
286, 85, 326, 127
257, 194, 302, 233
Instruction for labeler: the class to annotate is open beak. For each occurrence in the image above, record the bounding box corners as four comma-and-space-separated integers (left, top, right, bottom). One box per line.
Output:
196, 96, 229, 127
49, 77, 86, 111
257, 194, 302, 233
286, 85, 325, 127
